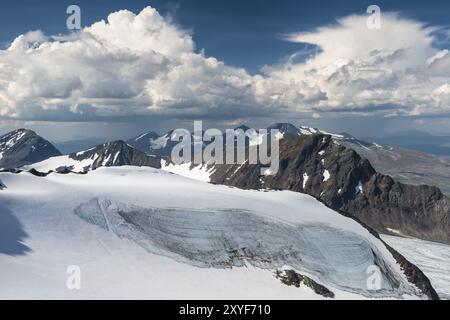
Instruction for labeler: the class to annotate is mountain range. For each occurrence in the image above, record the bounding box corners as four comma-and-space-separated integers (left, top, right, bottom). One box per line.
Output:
3, 124, 449, 244
127, 123, 450, 194
0, 123, 449, 299
4, 125, 449, 194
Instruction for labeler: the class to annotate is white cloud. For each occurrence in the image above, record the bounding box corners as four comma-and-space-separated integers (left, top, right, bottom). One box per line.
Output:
0, 7, 267, 120
0, 7, 449, 121
269, 13, 450, 116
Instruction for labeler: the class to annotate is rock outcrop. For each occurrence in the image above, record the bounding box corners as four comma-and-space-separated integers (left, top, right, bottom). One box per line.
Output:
275, 269, 335, 298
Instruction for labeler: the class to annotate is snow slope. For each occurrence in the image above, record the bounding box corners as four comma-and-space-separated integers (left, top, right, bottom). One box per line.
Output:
161, 160, 216, 182
0, 167, 426, 299
23, 154, 96, 172
382, 235, 450, 300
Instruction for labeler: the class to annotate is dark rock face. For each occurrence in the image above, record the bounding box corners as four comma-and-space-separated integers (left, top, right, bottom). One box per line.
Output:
67, 140, 162, 172
275, 269, 335, 298
210, 134, 450, 245
0, 129, 61, 169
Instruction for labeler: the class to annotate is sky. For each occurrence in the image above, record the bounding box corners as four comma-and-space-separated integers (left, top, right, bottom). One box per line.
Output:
1, 0, 450, 141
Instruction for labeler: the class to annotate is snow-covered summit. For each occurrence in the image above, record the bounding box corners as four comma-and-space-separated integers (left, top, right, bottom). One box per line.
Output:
24, 140, 161, 173
0, 129, 61, 169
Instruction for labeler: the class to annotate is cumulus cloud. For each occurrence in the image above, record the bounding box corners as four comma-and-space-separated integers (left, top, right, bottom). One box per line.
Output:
0, 7, 449, 121
270, 13, 450, 116
0, 7, 269, 121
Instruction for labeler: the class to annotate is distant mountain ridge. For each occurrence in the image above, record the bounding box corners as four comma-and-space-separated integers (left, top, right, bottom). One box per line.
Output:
128, 127, 204, 156
2, 125, 448, 195
23, 140, 161, 173
335, 134, 450, 195
363, 131, 450, 157
0, 129, 61, 169
127, 122, 319, 156
129, 123, 450, 194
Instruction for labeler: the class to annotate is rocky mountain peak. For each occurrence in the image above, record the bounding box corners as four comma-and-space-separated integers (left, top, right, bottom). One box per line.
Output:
67, 140, 161, 171
0, 128, 61, 169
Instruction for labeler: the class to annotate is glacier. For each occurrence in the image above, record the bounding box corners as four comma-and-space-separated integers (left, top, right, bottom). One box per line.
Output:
0, 166, 430, 299
382, 235, 450, 299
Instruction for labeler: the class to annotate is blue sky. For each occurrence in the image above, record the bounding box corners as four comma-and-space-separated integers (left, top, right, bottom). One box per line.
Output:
1, 0, 450, 141
2, 0, 450, 72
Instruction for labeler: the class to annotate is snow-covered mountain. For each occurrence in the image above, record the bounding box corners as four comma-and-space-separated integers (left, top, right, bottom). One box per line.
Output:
24, 140, 161, 173
262, 125, 450, 195
0, 126, 446, 299
149, 122, 449, 193
127, 130, 185, 157
161, 132, 450, 245
0, 166, 437, 299
128, 123, 309, 156
7, 124, 446, 194
265, 127, 450, 194
0, 129, 61, 169
10, 125, 448, 245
